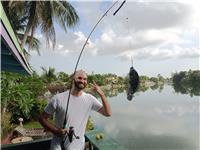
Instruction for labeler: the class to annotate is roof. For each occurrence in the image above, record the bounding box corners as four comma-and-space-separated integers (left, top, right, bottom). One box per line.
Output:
0, 2, 32, 75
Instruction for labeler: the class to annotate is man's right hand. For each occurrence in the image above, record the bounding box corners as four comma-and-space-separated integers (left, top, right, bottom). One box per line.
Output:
39, 111, 69, 137
55, 128, 68, 136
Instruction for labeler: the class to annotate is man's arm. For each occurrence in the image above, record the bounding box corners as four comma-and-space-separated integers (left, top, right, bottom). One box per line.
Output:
91, 81, 112, 117
38, 111, 68, 136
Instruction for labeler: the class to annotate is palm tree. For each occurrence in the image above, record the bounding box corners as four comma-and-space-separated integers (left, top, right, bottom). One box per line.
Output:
3, 1, 79, 49
41, 67, 57, 83
2, 1, 41, 55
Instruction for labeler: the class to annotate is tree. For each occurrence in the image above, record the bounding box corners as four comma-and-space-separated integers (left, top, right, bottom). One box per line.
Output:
4, 1, 79, 49
1, 71, 47, 122
58, 72, 69, 82
157, 74, 165, 82
41, 67, 57, 84
172, 70, 200, 96
149, 77, 159, 83
2, 1, 41, 54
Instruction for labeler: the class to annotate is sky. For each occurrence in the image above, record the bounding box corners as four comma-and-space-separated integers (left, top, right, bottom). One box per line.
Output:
29, 0, 200, 77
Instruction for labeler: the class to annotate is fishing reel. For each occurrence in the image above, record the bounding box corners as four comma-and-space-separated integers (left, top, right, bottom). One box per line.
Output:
68, 126, 79, 142
61, 126, 79, 149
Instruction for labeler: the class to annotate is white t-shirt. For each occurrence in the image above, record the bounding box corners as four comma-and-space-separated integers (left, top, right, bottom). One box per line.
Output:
44, 91, 102, 150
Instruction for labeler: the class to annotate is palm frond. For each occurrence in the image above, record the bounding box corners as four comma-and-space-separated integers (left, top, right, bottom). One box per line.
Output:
3, 1, 79, 50
2, 1, 27, 32
22, 48, 31, 60
39, 1, 56, 48
52, 1, 79, 31
60, 1, 79, 27
17, 33, 41, 55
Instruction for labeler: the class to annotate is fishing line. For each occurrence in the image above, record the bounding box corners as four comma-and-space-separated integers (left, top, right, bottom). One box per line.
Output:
61, 0, 126, 148
131, 56, 133, 67
120, 3, 140, 101
125, 17, 134, 66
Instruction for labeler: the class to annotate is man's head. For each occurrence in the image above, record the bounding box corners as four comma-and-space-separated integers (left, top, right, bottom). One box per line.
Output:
73, 70, 87, 90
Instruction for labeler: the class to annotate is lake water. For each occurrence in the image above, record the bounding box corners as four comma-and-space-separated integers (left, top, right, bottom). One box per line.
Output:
91, 85, 199, 150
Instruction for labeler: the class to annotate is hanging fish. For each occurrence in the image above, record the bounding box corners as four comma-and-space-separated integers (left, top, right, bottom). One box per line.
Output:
127, 66, 139, 100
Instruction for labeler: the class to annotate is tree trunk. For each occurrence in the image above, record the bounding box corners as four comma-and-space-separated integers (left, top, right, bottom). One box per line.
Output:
20, 2, 36, 49
20, 25, 31, 49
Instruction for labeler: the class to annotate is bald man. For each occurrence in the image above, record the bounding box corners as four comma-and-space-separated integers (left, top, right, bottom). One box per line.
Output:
39, 70, 111, 150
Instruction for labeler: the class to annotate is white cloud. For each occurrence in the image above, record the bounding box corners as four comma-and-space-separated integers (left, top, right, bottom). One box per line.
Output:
54, 49, 69, 56
85, 1, 200, 61
117, 46, 200, 61
57, 44, 64, 50
31, 1, 199, 61
101, 32, 114, 43
74, 31, 86, 44
29, 1, 200, 76
154, 105, 198, 117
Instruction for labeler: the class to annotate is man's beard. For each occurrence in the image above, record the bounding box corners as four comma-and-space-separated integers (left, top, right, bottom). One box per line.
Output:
74, 81, 86, 90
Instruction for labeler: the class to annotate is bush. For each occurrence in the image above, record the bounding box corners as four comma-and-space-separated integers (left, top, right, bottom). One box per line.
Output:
34, 99, 48, 118
1, 113, 14, 140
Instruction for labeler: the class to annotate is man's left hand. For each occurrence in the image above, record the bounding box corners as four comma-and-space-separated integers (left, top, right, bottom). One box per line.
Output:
90, 81, 105, 96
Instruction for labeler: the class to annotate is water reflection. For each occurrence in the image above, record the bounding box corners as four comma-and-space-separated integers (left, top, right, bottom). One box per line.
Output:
93, 85, 199, 150
126, 82, 165, 101
172, 83, 200, 97
103, 87, 125, 97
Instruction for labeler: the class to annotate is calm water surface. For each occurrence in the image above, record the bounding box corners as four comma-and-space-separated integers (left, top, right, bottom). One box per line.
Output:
91, 85, 199, 150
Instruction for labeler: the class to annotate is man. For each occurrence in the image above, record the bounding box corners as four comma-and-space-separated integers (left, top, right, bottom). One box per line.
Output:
39, 70, 111, 150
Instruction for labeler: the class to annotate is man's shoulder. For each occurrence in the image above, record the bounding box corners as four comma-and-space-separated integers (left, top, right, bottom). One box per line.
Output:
83, 92, 96, 100
83, 91, 91, 96
55, 91, 69, 99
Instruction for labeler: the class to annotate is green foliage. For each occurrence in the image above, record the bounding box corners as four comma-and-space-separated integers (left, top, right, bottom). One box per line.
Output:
36, 99, 48, 114
87, 74, 105, 86
150, 84, 159, 90
86, 117, 94, 131
149, 77, 159, 83
41, 67, 57, 83
157, 74, 165, 82
3, 1, 79, 49
23, 121, 43, 129
1, 71, 47, 122
140, 75, 149, 81
31, 99, 48, 119
23, 74, 47, 97
87, 73, 126, 87
117, 76, 125, 84
58, 72, 69, 82
1, 113, 14, 140
172, 70, 200, 96
8, 84, 36, 121
138, 85, 149, 92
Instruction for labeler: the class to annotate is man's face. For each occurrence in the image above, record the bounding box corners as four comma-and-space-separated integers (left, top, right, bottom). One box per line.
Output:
74, 73, 87, 90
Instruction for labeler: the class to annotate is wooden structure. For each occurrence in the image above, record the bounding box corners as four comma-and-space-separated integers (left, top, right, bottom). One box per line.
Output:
13, 126, 46, 138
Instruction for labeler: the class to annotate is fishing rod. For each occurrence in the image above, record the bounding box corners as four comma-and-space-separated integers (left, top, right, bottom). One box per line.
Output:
113, 0, 126, 16
61, 0, 126, 148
